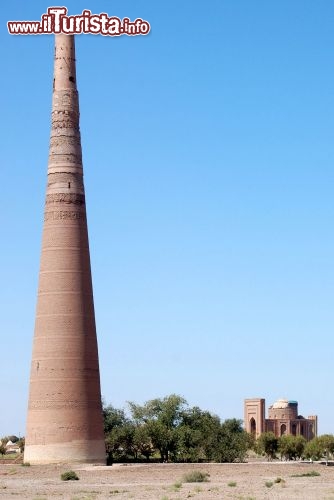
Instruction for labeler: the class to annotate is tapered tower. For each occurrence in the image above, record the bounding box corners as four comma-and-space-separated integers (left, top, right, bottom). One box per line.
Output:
24, 35, 106, 464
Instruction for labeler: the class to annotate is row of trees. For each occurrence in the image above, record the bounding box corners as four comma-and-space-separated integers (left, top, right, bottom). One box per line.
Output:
103, 394, 334, 464
256, 432, 334, 462
103, 394, 252, 463
3, 396, 333, 464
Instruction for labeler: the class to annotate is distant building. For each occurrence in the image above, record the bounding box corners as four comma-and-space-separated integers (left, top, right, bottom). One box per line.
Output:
0, 440, 21, 454
244, 398, 317, 441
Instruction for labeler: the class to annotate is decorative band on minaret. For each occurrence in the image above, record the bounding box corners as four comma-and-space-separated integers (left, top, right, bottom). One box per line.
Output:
24, 35, 106, 464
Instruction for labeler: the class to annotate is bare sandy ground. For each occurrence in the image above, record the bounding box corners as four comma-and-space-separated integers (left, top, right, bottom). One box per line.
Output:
0, 461, 333, 499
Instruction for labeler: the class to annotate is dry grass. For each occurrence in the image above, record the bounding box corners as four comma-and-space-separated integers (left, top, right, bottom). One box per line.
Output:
0, 461, 329, 499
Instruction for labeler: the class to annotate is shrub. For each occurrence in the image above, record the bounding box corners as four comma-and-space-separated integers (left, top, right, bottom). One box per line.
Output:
228, 481, 237, 487
256, 432, 278, 461
291, 470, 320, 478
278, 435, 306, 460
265, 481, 273, 488
182, 471, 209, 483
60, 470, 79, 481
22, 462, 30, 467
173, 481, 182, 489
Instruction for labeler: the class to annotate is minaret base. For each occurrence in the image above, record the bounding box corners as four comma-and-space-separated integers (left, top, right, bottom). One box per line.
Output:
24, 440, 106, 465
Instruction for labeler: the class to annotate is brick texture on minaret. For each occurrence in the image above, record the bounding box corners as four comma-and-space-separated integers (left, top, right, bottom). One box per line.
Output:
24, 35, 106, 464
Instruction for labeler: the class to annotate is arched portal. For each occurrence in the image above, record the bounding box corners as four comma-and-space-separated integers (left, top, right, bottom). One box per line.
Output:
280, 424, 287, 436
250, 417, 256, 435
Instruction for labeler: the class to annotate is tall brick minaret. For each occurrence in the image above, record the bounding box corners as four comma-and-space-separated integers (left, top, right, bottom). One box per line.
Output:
24, 35, 106, 464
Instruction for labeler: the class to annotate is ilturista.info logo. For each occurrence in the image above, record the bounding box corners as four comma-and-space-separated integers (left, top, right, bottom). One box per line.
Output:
7, 7, 151, 36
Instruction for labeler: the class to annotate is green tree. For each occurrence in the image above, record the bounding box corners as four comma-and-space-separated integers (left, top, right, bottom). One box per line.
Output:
103, 403, 156, 462
102, 396, 257, 464
17, 438, 25, 453
128, 394, 187, 462
177, 424, 202, 462
129, 394, 187, 428
103, 405, 128, 435
304, 437, 323, 461
256, 432, 278, 461
212, 419, 251, 463
103, 404, 130, 463
304, 435, 334, 462
178, 406, 221, 462
133, 425, 154, 461
318, 434, 334, 463
278, 435, 306, 460
148, 419, 179, 462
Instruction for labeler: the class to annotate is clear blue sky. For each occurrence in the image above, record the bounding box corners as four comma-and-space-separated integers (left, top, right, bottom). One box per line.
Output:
1, 0, 334, 436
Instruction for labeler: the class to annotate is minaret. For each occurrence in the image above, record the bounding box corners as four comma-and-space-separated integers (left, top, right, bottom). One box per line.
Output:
24, 35, 106, 464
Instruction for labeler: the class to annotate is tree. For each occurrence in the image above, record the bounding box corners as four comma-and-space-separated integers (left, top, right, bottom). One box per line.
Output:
278, 435, 306, 460
103, 405, 128, 435
147, 419, 179, 462
129, 394, 187, 427
304, 435, 334, 462
212, 419, 251, 463
103, 404, 130, 464
128, 394, 187, 462
102, 395, 257, 464
318, 435, 334, 464
256, 432, 278, 461
133, 425, 154, 461
178, 406, 221, 462
304, 437, 323, 461
177, 424, 203, 462
17, 438, 25, 453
